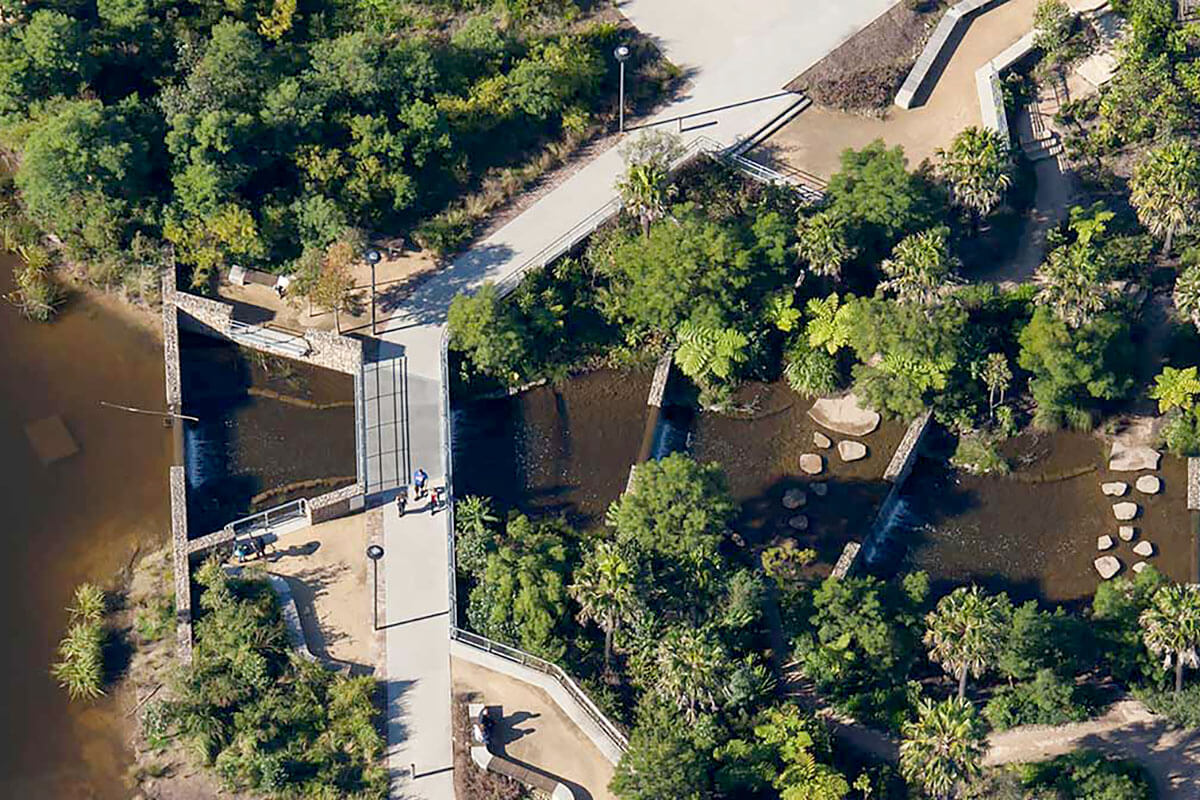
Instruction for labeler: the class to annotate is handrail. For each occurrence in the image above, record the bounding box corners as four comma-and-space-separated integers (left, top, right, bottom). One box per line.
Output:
222, 498, 309, 537
450, 627, 629, 752
441, 330, 458, 630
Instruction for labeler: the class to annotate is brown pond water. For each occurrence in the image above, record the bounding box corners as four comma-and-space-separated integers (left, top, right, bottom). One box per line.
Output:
903, 430, 1194, 604
180, 332, 357, 536
452, 369, 654, 528
0, 266, 171, 798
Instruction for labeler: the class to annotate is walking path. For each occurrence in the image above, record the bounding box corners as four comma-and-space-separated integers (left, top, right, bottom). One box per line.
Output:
373, 3, 902, 797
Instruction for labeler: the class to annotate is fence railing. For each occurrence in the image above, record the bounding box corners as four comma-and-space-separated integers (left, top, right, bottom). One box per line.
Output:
440, 330, 458, 630
450, 627, 629, 753
228, 319, 311, 358
223, 498, 309, 539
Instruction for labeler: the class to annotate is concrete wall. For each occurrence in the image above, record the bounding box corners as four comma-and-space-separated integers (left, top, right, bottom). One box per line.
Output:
1189, 458, 1200, 511
895, 0, 1011, 109
309, 481, 366, 524
169, 465, 193, 663
976, 31, 1037, 141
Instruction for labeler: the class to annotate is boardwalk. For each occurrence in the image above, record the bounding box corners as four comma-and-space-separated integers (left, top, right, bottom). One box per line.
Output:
374, 3, 901, 797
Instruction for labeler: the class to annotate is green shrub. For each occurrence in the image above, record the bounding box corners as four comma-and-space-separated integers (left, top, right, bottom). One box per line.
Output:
1016, 750, 1154, 800
783, 341, 839, 397
983, 668, 1095, 730
1160, 407, 1200, 456
951, 432, 1010, 475
1134, 683, 1200, 728
51, 583, 108, 701
413, 207, 474, 259
134, 594, 175, 643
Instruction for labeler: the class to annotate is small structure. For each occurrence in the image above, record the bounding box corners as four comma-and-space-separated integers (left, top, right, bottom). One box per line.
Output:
466, 703, 577, 800
23, 415, 78, 465
1101, 482, 1128, 497
1109, 443, 1161, 472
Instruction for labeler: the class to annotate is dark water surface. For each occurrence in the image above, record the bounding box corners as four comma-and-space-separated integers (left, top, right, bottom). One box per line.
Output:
0, 265, 171, 797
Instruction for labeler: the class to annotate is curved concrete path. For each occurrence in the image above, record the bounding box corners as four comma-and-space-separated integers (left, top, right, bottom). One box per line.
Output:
375, 4, 903, 798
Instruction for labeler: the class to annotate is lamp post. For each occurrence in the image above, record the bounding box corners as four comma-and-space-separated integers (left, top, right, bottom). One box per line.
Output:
614, 45, 630, 133
365, 249, 381, 335
366, 544, 384, 630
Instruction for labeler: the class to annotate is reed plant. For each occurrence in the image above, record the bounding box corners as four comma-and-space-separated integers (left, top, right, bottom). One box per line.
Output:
51, 583, 107, 701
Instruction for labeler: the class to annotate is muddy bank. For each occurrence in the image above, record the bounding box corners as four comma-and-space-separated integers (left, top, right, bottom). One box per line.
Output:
0, 264, 171, 798
903, 430, 1192, 604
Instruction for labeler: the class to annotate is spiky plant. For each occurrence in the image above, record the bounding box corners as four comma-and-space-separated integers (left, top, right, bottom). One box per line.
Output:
900, 697, 986, 800
1141, 583, 1200, 694
924, 585, 1012, 699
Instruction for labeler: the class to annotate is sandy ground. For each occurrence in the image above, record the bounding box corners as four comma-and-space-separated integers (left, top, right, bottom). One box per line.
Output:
451, 658, 617, 800
760, 0, 1040, 178
264, 512, 382, 673
218, 247, 439, 335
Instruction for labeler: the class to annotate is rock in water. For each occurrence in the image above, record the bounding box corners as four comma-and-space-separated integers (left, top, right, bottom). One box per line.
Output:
1133, 561, 1149, 574
808, 394, 881, 437
1097, 535, 1114, 551
1119, 525, 1136, 542
782, 489, 807, 510
1133, 540, 1155, 557
788, 515, 809, 531
1109, 442, 1161, 472
800, 454, 824, 475
1135, 475, 1161, 495
813, 431, 832, 449
1101, 482, 1128, 497
1113, 502, 1139, 521
838, 440, 868, 462
1094, 555, 1122, 579
811, 482, 828, 497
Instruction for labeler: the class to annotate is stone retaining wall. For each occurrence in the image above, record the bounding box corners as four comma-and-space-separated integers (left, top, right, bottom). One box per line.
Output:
975, 31, 1037, 141
647, 350, 673, 408
1189, 458, 1200, 511
895, 0, 1010, 109
308, 481, 366, 524
169, 466, 193, 663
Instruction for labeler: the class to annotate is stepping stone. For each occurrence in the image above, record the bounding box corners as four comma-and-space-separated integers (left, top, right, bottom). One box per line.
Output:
1136, 475, 1161, 495
838, 440, 868, 462
1133, 561, 1149, 574
808, 394, 881, 437
1113, 502, 1139, 521
1119, 525, 1136, 542
1101, 482, 1128, 497
788, 514, 809, 531
1133, 540, 1155, 557
800, 453, 824, 475
811, 482, 828, 497
813, 431, 832, 449
782, 489, 807, 510
1109, 442, 1161, 472
1094, 555, 1122, 580
1097, 535, 1115, 551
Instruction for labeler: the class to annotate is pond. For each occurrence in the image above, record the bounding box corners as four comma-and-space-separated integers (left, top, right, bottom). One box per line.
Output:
900, 430, 1194, 605
0, 264, 170, 798
179, 331, 358, 536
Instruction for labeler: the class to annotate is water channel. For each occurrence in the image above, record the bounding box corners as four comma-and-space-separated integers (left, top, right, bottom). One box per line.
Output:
0, 264, 170, 797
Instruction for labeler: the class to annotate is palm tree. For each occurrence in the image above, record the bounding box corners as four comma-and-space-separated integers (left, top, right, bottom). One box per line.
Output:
1140, 583, 1200, 695
899, 697, 986, 800
880, 228, 960, 307
455, 495, 497, 536
653, 625, 728, 722
1033, 240, 1112, 328
1130, 139, 1200, 256
615, 130, 684, 238
570, 541, 639, 670
1175, 264, 1200, 330
924, 586, 1012, 699
796, 210, 858, 281
980, 352, 1012, 420
1149, 366, 1200, 414
935, 126, 1013, 225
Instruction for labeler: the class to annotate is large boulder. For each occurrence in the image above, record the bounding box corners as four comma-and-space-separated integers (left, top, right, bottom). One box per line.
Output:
1094, 555, 1122, 579
808, 394, 881, 437
1135, 475, 1161, 495
1113, 502, 1139, 521
782, 489, 807, 510
1133, 540, 1155, 557
800, 454, 824, 475
838, 440, 868, 462
1109, 442, 1161, 472
1101, 482, 1128, 497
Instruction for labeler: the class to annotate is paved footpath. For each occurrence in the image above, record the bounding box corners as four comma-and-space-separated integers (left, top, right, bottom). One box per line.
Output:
376, 3, 899, 797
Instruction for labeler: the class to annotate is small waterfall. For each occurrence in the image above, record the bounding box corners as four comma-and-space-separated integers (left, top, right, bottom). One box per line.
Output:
862, 496, 927, 570
649, 405, 694, 460
183, 415, 232, 490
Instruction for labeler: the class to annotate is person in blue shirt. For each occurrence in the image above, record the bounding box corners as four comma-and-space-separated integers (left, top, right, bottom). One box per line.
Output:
413, 468, 428, 498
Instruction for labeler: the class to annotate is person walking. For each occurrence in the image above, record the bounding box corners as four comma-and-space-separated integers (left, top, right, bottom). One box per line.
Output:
395, 491, 407, 517
413, 468, 428, 498
430, 486, 442, 515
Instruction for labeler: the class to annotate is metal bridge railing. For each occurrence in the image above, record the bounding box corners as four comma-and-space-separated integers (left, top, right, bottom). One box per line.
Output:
223, 498, 309, 540
227, 319, 311, 358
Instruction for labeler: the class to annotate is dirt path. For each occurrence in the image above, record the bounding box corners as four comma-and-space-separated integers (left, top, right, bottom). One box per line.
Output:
984, 700, 1200, 799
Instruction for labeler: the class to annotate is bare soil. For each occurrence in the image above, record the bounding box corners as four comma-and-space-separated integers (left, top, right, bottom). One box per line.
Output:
788, 1, 947, 113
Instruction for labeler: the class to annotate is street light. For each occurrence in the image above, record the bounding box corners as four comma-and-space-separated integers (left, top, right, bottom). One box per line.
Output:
365, 249, 382, 335
614, 45, 630, 133
366, 544, 384, 630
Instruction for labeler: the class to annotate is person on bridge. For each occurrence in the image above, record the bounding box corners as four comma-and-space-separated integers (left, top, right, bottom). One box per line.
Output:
395, 491, 406, 517
413, 468, 428, 498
